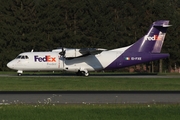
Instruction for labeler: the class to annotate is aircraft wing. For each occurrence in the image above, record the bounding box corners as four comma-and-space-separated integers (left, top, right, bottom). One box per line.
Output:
66, 48, 106, 59
52, 48, 106, 59
79, 48, 107, 55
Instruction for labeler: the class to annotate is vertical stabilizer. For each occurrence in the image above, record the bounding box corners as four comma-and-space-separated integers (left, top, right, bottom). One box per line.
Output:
127, 20, 171, 53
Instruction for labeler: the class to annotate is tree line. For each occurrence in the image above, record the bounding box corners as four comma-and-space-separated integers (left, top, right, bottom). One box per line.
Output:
1, 0, 180, 72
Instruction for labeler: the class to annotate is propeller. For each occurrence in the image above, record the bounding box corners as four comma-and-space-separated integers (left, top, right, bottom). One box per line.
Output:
59, 47, 66, 57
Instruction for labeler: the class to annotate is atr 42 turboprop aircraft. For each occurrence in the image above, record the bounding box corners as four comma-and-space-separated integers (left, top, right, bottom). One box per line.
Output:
7, 20, 171, 76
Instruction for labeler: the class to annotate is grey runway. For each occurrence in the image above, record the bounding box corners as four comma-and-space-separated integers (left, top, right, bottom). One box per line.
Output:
0, 91, 180, 105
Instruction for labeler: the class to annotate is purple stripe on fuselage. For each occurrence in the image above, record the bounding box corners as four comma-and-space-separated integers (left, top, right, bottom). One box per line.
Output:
105, 52, 169, 70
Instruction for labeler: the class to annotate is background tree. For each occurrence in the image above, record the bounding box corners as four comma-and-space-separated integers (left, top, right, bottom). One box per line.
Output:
0, 0, 180, 71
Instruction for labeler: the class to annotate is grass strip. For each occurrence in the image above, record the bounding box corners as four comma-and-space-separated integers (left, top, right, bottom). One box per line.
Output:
0, 104, 180, 120
0, 76, 180, 91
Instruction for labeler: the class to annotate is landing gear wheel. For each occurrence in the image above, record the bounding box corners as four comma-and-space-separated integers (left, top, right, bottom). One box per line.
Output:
81, 71, 89, 77
76, 70, 89, 76
84, 72, 89, 77
17, 70, 23, 76
17, 73, 22, 76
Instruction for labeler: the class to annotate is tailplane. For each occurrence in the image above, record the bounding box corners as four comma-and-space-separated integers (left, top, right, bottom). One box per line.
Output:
127, 20, 171, 53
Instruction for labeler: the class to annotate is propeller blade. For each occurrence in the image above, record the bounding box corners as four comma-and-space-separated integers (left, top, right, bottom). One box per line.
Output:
59, 47, 66, 56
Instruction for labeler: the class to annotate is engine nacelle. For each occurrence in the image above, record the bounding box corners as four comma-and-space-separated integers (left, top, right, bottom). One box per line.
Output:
52, 48, 83, 58
52, 47, 106, 58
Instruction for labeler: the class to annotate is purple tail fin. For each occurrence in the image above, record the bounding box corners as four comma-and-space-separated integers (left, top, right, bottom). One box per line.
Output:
127, 20, 171, 53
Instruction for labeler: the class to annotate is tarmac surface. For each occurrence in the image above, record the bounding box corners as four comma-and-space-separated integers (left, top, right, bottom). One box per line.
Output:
0, 91, 180, 105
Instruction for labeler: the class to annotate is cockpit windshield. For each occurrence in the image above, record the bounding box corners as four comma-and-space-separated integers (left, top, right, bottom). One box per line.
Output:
16, 55, 29, 59
16, 55, 21, 59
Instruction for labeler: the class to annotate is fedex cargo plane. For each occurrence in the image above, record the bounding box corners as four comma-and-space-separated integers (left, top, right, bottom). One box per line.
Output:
7, 20, 171, 76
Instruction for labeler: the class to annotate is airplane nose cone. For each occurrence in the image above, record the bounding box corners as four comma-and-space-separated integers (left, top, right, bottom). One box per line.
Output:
7, 62, 13, 69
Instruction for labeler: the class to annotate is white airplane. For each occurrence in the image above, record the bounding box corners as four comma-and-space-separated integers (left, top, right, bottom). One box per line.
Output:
7, 20, 171, 76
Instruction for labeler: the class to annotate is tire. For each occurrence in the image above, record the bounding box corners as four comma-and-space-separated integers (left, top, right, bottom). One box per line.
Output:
17, 73, 22, 76
84, 72, 89, 77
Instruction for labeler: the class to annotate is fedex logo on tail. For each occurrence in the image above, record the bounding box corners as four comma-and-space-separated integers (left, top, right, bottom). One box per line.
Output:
34, 55, 56, 62
146, 35, 164, 41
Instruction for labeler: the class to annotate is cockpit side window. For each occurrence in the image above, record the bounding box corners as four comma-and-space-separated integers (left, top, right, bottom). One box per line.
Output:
16, 55, 29, 59
25, 56, 29, 59
21, 56, 25, 59
16, 55, 22, 59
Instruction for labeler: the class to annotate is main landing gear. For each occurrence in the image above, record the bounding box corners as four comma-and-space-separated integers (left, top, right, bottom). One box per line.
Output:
76, 70, 89, 76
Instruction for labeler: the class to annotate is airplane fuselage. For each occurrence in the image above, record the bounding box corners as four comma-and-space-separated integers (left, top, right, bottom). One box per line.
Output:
7, 49, 169, 75
7, 50, 123, 72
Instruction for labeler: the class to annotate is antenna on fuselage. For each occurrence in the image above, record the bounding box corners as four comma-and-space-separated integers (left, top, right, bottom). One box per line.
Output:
31, 49, 34, 52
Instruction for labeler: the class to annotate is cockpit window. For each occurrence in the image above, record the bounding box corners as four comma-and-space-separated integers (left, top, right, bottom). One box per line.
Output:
16, 55, 22, 59
15, 55, 29, 59
25, 56, 29, 59
21, 56, 25, 59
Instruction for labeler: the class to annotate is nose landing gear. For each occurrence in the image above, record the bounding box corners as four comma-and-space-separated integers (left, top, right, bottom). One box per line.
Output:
17, 70, 23, 76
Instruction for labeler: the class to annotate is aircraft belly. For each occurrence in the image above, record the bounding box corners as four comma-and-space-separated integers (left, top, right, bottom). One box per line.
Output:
19, 61, 60, 71
28, 62, 59, 71
64, 55, 103, 71
96, 51, 121, 69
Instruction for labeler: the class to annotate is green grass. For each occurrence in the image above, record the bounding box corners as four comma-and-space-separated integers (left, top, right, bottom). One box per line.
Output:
0, 73, 179, 120
0, 104, 180, 120
0, 76, 180, 91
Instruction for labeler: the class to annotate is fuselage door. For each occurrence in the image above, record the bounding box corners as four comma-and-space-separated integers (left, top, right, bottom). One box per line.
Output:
59, 56, 65, 70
